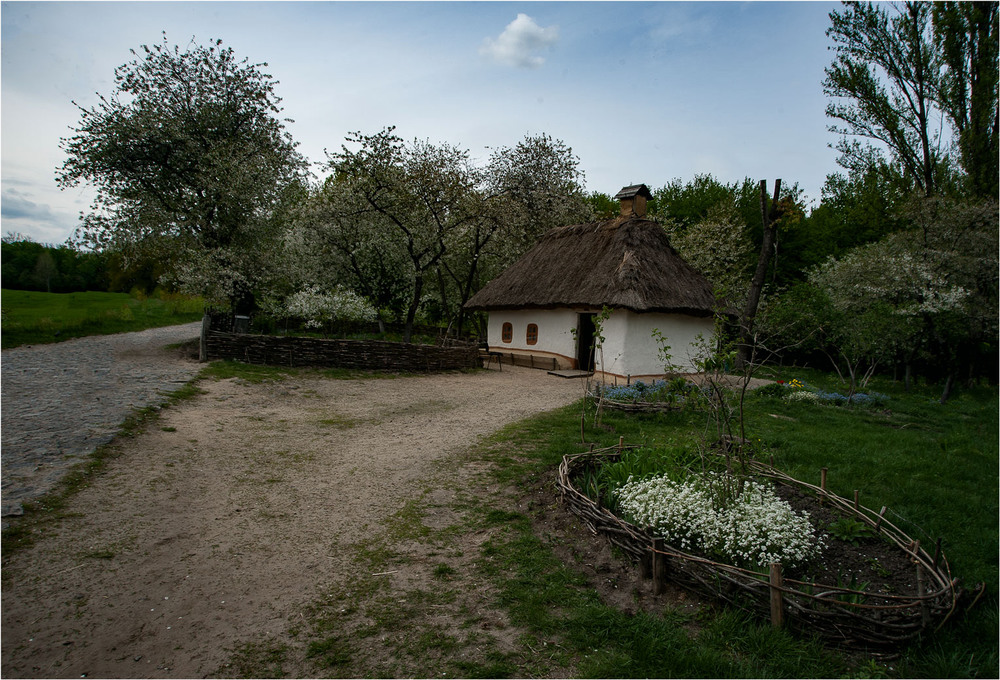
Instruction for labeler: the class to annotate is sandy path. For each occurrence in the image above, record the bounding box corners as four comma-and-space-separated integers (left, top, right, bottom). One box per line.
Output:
1, 365, 584, 678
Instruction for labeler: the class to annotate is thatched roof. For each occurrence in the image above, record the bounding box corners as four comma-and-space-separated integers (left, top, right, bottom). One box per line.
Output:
465, 216, 720, 316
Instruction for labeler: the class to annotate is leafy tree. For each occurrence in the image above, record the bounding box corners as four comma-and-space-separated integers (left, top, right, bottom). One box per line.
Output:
324, 128, 480, 342
931, 2, 999, 198
1, 235, 110, 293
824, 1, 944, 196
450, 133, 589, 333
32, 251, 58, 293
771, 194, 997, 400
651, 174, 761, 232
58, 33, 307, 310
666, 200, 754, 307
587, 191, 618, 219
292, 176, 413, 331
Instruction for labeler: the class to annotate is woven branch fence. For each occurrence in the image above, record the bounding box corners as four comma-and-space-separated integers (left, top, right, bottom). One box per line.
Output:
556, 441, 962, 650
590, 395, 684, 414
203, 330, 479, 372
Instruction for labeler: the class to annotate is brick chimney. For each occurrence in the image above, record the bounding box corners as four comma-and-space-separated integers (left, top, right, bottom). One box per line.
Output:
614, 184, 653, 218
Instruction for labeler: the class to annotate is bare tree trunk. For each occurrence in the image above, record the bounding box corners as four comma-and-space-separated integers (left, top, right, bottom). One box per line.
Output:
737, 179, 781, 370
404, 275, 423, 344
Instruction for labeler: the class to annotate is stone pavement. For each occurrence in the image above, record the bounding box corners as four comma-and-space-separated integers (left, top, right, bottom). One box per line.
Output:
1, 323, 203, 521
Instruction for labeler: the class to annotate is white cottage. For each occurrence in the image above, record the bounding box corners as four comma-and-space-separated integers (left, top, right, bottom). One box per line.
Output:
464, 185, 721, 381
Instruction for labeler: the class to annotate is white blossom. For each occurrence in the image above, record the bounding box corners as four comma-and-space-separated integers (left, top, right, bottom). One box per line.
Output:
616, 473, 823, 568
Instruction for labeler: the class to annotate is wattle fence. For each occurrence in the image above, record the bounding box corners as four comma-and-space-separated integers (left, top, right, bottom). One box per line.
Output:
199, 315, 480, 372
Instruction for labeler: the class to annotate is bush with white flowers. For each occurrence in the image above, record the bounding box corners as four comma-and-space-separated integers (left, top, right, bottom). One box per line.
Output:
282, 285, 377, 329
615, 473, 823, 569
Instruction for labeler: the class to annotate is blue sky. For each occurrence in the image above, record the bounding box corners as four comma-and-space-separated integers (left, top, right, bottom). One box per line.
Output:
2, 1, 842, 245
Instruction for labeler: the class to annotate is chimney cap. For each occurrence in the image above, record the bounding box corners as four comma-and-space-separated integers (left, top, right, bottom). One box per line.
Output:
614, 184, 652, 201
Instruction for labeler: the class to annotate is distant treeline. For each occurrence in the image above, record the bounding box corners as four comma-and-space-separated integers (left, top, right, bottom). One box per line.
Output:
2, 236, 164, 294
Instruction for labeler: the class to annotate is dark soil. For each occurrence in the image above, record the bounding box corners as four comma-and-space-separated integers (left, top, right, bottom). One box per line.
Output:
775, 483, 920, 606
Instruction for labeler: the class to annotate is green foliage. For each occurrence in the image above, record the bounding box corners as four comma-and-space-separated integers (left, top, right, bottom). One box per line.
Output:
827, 517, 875, 546
753, 382, 789, 400
0, 289, 203, 348
823, 1, 999, 199
930, 2, 999, 199
586, 191, 618, 219
303, 129, 589, 339
824, 2, 943, 196
1, 236, 110, 293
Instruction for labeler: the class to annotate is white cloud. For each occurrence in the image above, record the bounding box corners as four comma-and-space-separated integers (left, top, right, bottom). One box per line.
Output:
480, 13, 558, 69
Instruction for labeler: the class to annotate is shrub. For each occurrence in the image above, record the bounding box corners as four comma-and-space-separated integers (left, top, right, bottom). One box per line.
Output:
615, 473, 823, 569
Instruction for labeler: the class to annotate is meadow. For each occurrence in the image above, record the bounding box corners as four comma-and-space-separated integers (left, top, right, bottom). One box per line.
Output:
0, 289, 203, 349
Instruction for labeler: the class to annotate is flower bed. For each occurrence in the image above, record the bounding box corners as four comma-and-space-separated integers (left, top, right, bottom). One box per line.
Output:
761, 379, 890, 407
591, 378, 702, 413
556, 443, 962, 650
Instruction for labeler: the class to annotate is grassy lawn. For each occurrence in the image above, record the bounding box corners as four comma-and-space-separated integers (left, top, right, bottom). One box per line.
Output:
0, 289, 204, 349
469, 369, 998, 678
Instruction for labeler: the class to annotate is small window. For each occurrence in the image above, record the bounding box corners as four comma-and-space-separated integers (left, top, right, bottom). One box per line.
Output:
501, 322, 513, 343
526, 323, 538, 345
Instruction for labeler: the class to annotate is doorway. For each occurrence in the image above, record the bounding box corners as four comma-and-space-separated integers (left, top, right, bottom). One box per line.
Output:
576, 313, 596, 371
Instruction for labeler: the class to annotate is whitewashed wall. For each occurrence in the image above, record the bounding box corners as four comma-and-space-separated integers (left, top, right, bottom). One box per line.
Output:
487, 309, 579, 363
598, 310, 714, 377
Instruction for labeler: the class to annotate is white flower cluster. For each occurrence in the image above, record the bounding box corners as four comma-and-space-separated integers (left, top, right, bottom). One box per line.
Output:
616, 474, 822, 568
787, 390, 822, 403
282, 285, 377, 327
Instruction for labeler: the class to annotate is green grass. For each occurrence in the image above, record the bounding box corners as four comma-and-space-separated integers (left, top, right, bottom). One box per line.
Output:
1, 289, 204, 348
467, 372, 998, 678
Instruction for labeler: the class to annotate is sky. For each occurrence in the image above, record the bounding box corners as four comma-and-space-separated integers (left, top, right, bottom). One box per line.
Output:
1, 1, 843, 245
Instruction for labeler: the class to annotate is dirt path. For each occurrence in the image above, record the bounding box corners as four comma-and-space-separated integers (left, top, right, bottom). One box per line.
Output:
1, 364, 585, 678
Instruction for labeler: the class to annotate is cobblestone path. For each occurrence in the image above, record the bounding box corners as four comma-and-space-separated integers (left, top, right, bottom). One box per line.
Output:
1, 323, 203, 520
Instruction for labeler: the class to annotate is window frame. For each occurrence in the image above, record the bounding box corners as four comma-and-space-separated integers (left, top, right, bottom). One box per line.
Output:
526, 323, 538, 345
501, 322, 513, 343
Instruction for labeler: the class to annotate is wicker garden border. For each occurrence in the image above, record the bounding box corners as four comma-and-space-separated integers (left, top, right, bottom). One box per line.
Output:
590, 395, 684, 414
556, 441, 963, 651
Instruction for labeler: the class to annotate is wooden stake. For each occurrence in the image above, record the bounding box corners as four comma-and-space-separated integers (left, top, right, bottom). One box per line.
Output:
820, 467, 828, 505
639, 552, 652, 580
916, 563, 930, 627
853, 489, 859, 512
652, 538, 667, 595
875, 506, 887, 533
933, 538, 942, 570
618, 436, 624, 454
769, 562, 784, 628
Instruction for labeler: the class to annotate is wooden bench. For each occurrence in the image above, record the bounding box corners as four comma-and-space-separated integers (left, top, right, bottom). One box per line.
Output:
479, 344, 503, 371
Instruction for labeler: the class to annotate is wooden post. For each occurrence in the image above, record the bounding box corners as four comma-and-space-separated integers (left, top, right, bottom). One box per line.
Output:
618, 436, 625, 454
769, 562, 784, 628
652, 538, 667, 595
820, 467, 828, 494
875, 506, 887, 533
853, 490, 859, 512
199, 313, 211, 362
639, 552, 652, 580
916, 563, 930, 627
932, 538, 942, 570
